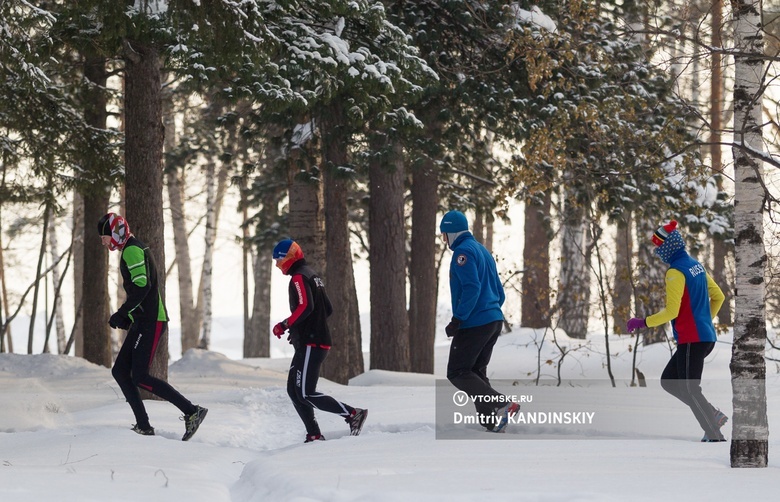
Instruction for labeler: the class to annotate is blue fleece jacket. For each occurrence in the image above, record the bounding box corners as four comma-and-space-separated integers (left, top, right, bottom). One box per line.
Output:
448, 232, 505, 328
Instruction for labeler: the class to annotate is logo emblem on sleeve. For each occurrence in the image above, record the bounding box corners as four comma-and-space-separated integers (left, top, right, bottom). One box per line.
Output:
456, 254, 467, 266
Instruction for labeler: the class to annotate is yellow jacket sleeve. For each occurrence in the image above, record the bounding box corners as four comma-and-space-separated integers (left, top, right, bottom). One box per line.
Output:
707, 273, 725, 319
645, 269, 685, 328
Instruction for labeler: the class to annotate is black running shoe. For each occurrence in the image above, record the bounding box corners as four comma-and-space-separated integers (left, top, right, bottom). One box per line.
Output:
182, 405, 208, 441
347, 408, 368, 436
304, 434, 325, 443
132, 424, 155, 436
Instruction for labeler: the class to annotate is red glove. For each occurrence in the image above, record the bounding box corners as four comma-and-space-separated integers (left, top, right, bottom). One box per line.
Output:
273, 321, 288, 339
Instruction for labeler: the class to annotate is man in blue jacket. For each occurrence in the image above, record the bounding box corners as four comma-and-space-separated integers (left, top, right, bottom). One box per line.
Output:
440, 210, 518, 432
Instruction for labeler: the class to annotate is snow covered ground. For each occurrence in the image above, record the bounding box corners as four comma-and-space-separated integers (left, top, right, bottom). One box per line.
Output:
1, 326, 779, 501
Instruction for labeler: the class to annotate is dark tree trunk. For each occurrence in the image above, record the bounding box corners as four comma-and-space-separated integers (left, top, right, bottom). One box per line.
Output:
710, 0, 732, 326
635, 217, 666, 344
521, 192, 551, 328
245, 188, 277, 358
286, 120, 325, 273
80, 50, 112, 367
612, 211, 633, 333
321, 104, 363, 383
369, 134, 410, 371
409, 147, 439, 374
246, 251, 272, 358
123, 39, 168, 387
83, 195, 111, 367
473, 211, 485, 245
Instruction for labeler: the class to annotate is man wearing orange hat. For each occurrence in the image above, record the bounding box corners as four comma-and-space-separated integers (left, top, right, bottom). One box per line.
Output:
272, 239, 368, 443
627, 220, 727, 442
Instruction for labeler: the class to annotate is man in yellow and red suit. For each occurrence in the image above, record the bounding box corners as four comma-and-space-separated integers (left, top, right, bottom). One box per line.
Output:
627, 220, 727, 442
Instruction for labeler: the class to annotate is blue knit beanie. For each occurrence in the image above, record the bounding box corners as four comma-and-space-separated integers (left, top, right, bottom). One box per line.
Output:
439, 211, 469, 233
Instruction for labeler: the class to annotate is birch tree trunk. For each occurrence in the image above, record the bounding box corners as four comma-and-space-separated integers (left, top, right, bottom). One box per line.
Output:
72, 192, 84, 356
557, 186, 589, 339
163, 86, 200, 354
46, 210, 66, 353
198, 159, 216, 349
0, 200, 9, 353
166, 167, 199, 353
28, 199, 50, 354
730, 0, 768, 468
0, 239, 5, 353
244, 134, 280, 358
194, 147, 231, 343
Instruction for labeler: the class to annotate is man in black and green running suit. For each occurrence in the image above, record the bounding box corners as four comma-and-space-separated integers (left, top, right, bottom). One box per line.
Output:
98, 213, 207, 441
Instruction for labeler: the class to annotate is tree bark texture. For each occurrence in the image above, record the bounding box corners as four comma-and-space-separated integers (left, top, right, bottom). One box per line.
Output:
80, 49, 111, 367
634, 216, 666, 344
198, 159, 216, 349
287, 120, 325, 273
245, 188, 278, 358
557, 187, 590, 339
522, 193, 551, 329
710, 0, 733, 326
123, 39, 168, 386
321, 104, 363, 383
730, 0, 768, 468
163, 87, 200, 355
612, 211, 633, 334
409, 152, 439, 373
46, 210, 67, 353
369, 134, 410, 372
72, 192, 85, 357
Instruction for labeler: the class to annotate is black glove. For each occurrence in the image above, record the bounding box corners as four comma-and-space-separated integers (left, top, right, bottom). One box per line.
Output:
445, 317, 461, 338
109, 311, 132, 330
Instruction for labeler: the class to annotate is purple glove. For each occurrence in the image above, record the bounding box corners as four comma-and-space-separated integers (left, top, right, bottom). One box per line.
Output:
626, 317, 646, 333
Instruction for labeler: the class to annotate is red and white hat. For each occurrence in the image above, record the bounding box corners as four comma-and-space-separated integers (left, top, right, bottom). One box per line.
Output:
652, 220, 678, 247
97, 213, 132, 251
